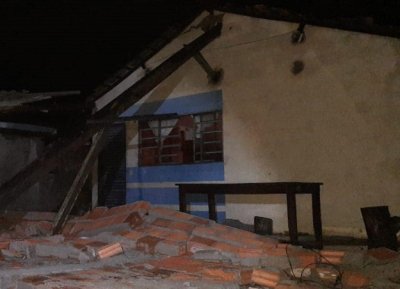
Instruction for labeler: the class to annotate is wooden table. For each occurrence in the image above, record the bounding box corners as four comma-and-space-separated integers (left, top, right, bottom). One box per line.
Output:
176, 182, 323, 249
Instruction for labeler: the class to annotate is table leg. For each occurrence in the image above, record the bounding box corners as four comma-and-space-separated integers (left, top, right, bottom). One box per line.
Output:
208, 193, 217, 221
179, 188, 187, 213
312, 189, 323, 249
286, 192, 298, 245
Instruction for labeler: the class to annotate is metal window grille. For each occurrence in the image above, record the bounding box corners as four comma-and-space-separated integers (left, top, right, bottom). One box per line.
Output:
139, 111, 223, 166
193, 111, 223, 163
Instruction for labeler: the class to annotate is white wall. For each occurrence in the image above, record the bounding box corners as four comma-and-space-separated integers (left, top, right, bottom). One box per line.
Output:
124, 12, 400, 237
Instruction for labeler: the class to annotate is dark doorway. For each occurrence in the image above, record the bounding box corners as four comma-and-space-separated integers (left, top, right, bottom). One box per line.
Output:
98, 123, 126, 207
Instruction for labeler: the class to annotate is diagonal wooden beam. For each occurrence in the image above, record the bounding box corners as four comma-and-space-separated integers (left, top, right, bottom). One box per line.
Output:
0, 22, 222, 211
52, 130, 105, 234
92, 22, 222, 120
85, 11, 202, 107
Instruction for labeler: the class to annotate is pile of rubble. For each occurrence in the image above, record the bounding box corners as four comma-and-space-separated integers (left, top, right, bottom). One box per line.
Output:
0, 201, 399, 289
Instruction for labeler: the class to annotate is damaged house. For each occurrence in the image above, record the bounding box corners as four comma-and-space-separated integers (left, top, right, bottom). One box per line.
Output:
0, 1, 400, 288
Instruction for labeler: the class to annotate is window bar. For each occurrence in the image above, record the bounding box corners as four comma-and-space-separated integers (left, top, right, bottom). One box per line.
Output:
200, 114, 204, 162
192, 114, 196, 162
157, 119, 162, 164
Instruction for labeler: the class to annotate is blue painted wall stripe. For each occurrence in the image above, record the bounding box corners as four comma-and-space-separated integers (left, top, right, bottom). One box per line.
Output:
127, 188, 225, 205
127, 162, 224, 183
121, 90, 222, 117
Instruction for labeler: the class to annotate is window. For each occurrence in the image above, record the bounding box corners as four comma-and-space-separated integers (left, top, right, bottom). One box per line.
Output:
138, 111, 223, 166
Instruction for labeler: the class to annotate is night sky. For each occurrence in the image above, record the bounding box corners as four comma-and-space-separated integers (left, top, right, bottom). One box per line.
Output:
1, 0, 398, 95
0, 0, 200, 94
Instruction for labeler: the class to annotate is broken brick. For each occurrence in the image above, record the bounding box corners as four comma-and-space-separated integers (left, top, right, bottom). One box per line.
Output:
106, 201, 150, 217
202, 268, 238, 282
0, 241, 10, 250
136, 235, 162, 254
240, 269, 253, 285
69, 211, 142, 236
252, 269, 280, 282
155, 240, 187, 256
152, 218, 172, 228
251, 276, 278, 288
97, 243, 123, 259
367, 247, 399, 261
342, 271, 369, 288
169, 221, 196, 234
187, 236, 216, 253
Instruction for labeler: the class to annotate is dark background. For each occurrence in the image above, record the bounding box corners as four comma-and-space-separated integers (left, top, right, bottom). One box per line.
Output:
1, 0, 399, 94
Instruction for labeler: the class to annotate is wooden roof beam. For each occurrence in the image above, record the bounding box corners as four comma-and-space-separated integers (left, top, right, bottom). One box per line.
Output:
0, 21, 223, 210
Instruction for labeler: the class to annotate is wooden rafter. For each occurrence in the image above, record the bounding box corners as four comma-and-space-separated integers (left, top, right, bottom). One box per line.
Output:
0, 21, 223, 211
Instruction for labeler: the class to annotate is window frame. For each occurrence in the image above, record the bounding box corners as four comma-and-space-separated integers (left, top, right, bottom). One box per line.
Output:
138, 110, 223, 166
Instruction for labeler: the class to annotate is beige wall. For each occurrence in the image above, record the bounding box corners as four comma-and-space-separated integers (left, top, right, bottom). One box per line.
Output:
127, 12, 400, 237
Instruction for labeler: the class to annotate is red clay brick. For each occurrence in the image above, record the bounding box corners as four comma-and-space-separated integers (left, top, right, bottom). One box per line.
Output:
152, 218, 172, 228
106, 201, 150, 217
240, 269, 253, 285
251, 276, 278, 288
97, 243, 123, 259
319, 255, 342, 265
220, 232, 265, 248
169, 221, 196, 234
125, 212, 144, 228
342, 271, 369, 288
121, 230, 145, 241
202, 268, 237, 282
252, 269, 280, 282
237, 247, 264, 258
187, 236, 216, 253
136, 235, 162, 254
168, 272, 201, 281
320, 250, 345, 258
143, 225, 171, 239
150, 256, 205, 273
294, 252, 318, 268
70, 238, 107, 250
209, 223, 231, 234
69, 211, 142, 235
192, 226, 219, 239
0, 241, 10, 250
228, 227, 260, 239
367, 247, 399, 261
212, 241, 241, 254
165, 230, 189, 242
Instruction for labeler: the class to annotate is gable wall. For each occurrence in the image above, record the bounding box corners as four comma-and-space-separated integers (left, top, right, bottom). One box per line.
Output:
124, 12, 400, 237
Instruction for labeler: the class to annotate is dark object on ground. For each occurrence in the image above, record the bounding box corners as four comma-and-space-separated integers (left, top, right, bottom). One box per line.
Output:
361, 206, 398, 251
223, 219, 254, 232
254, 216, 273, 235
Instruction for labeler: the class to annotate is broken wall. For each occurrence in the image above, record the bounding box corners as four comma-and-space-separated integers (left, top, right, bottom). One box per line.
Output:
0, 134, 45, 210
0, 134, 81, 212
119, 12, 400, 237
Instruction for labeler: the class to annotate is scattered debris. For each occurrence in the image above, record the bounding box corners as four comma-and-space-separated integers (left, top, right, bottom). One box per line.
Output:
0, 201, 398, 288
